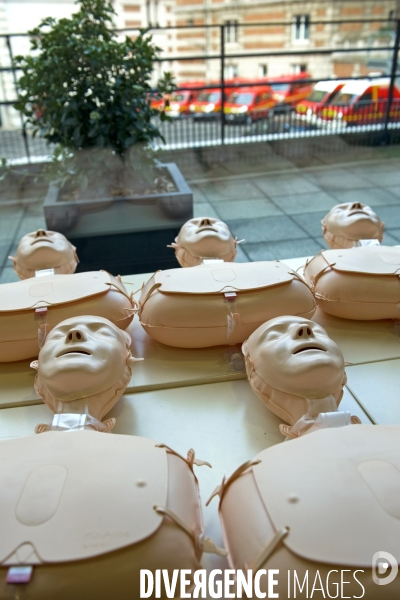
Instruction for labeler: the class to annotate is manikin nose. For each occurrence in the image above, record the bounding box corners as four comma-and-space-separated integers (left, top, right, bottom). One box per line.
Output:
295, 325, 313, 339
35, 229, 48, 238
66, 328, 87, 343
199, 218, 212, 227
350, 202, 363, 210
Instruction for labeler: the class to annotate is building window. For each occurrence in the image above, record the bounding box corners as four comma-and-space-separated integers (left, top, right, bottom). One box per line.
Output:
225, 64, 238, 79
292, 15, 310, 41
258, 64, 268, 78
224, 20, 238, 44
187, 19, 194, 26
290, 64, 308, 74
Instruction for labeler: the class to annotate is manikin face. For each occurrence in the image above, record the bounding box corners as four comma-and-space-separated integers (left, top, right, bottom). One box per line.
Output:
38, 316, 129, 403
248, 316, 344, 399
14, 229, 76, 270
177, 217, 236, 258
324, 202, 382, 240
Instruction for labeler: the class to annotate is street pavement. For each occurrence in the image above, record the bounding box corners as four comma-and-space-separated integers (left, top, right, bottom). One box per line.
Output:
0, 135, 400, 283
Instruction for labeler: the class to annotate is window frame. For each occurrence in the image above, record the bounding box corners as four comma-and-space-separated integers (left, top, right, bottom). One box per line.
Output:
224, 20, 239, 44
292, 14, 310, 42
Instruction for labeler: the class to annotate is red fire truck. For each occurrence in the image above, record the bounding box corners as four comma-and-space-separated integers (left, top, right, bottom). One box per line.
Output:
162, 81, 205, 117
267, 72, 313, 113
319, 78, 400, 126
188, 79, 249, 118
224, 85, 275, 124
296, 80, 346, 118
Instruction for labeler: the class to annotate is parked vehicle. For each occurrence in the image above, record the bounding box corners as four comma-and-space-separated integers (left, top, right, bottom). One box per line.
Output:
150, 92, 166, 112
164, 81, 204, 117
319, 78, 400, 125
188, 88, 232, 118
188, 79, 248, 118
296, 80, 346, 118
268, 72, 313, 113
224, 85, 275, 124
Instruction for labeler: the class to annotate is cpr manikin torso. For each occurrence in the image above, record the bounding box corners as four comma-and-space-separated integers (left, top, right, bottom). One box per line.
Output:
322, 202, 384, 249
0, 316, 219, 600
212, 425, 400, 600
0, 270, 134, 363
303, 245, 400, 320
170, 217, 238, 267
9, 229, 79, 279
242, 316, 358, 437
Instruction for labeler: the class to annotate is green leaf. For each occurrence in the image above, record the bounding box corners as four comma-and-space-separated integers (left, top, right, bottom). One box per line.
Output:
12, 0, 176, 187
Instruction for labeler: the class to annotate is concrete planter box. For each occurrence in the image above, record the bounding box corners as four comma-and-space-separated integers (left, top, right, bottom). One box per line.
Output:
0, 161, 48, 205
43, 162, 193, 274
44, 162, 192, 236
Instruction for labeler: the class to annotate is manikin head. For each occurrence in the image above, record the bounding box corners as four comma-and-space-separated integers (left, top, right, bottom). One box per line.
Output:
172, 217, 237, 267
242, 316, 346, 425
322, 202, 384, 249
9, 229, 79, 279
31, 316, 137, 422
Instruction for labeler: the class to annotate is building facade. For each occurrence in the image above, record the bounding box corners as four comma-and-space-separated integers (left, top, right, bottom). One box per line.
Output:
172, 0, 400, 84
0, 0, 399, 127
113, 0, 177, 84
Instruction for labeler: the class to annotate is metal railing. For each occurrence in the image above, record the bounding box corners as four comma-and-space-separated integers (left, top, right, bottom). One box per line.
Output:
0, 16, 399, 160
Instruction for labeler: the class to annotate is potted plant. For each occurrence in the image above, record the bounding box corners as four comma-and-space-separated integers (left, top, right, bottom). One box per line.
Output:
14, 0, 192, 273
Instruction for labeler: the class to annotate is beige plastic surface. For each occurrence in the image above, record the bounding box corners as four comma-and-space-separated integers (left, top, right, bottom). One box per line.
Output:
252, 425, 400, 565
139, 262, 316, 348
220, 426, 400, 600
172, 217, 237, 267
304, 246, 400, 320
0, 382, 372, 594
0, 272, 134, 362
0, 319, 248, 410
4, 287, 400, 411
285, 249, 400, 363
9, 230, 78, 280
2, 310, 388, 412
243, 316, 345, 425
320, 246, 400, 275
0, 271, 116, 311
0, 432, 203, 600
151, 260, 293, 294
0, 432, 166, 561
3, 261, 400, 410
33, 316, 136, 421
322, 202, 384, 249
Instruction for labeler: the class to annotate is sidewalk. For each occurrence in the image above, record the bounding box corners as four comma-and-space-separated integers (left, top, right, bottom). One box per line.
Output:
1, 138, 400, 283
189, 155, 400, 263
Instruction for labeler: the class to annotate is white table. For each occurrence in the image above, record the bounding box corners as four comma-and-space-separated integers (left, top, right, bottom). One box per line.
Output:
346, 358, 400, 424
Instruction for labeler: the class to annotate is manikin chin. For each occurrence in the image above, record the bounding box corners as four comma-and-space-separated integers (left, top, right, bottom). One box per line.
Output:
171, 217, 238, 267
31, 315, 140, 433
322, 202, 384, 249
9, 229, 79, 279
242, 316, 358, 437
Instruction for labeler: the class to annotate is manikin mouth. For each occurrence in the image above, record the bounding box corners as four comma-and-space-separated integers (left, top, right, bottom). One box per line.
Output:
293, 345, 326, 354
31, 238, 53, 245
348, 210, 368, 216
57, 349, 91, 357
196, 227, 218, 233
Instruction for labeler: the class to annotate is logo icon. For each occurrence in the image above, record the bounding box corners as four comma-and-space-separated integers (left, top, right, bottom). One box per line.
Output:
372, 551, 398, 586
